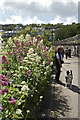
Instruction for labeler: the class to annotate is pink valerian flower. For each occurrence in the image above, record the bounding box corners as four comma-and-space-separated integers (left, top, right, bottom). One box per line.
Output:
25, 75, 27, 77
11, 97, 15, 101
2, 77, 7, 81
8, 52, 10, 55
2, 91, 5, 95
17, 44, 20, 47
46, 48, 48, 51
1, 81, 8, 86
15, 41, 19, 45
4, 82, 8, 86
1, 88, 8, 94
10, 97, 16, 104
0, 75, 7, 81
18, 55, 22, 61
2, 75, 6, 78
40, 53, 42, 56
26, 44, 29, 47
44, 46, 46, 50
47, 56, 50, 58
19, 50, 23, 55
26, 70, 31, 76
8, 52, 12, 56
1, 81, 4, 85
10, 52, 12, 56
31, 37, 33, 41
2, 56, 8, 64
44, 53, 47, 56
4, 87, 8, 93
21, 42, 24, 47
24, 50, 27, 52
48, 59, 51, 64
5, 66, 9, 69
0, 105, 3, 110
18, 47, 22, 50
0, 90, 2, 93
36, 36, 38, 39
29, 41, 32, 45
15, 49, 18, 54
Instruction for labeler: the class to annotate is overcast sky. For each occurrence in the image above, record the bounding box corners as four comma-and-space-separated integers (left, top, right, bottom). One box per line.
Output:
0, 0, 79, 25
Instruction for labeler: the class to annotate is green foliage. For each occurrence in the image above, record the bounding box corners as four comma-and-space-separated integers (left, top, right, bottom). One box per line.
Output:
55, 24, 77, 40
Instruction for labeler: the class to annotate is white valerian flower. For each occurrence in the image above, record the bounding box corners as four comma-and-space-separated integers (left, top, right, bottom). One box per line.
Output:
31, 94, 33, 97
35, 90, 38, 92
18, 91, 21, 94
33, 37, 37, 44
50, 62, 53, 66
43, 61, 45, 65
21, 85, 29, 91
19, 34, 24, 40
14, 36, 17, 39
24, 67, 29, 71
43, 50, 45, 52
21, 81, 26, 85
44, 72, 47, 75
40, 64, 44, 67
46, 66, 49, 70
36, 56, 41, 63
30, 58, 35, 61
16, 109, 22, 115
23, 60, 28, 62
34, 53, 37, 56
18, 102, 21, 105
28, 48, 34, 53
27, 61, 33, 64
25, 34, 31, 39
40, 96, 43, 99
39, 39, 43, 44
22, 92, 28, 96
26, 110, 30, 114
24, 57, 28, 60
19, 66, 24, 69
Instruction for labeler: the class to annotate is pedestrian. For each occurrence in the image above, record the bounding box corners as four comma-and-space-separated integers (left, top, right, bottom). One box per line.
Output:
65, 48, 68, 59
77, 46, 79, 57
55, 46, 64, 83
62, 49, 64, 58
68, 48, 71, 58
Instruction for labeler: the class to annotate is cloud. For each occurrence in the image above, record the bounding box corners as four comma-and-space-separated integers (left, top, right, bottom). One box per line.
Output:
2, 1, 78, 16
24, 16, 46, 25
0, 0, 78, 25
0, 15, 22, 24
49, 2, 78, 17
50, 16, 78, 25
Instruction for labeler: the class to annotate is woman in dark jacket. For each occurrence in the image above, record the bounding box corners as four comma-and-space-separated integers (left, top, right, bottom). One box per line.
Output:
55, 46, 64, 83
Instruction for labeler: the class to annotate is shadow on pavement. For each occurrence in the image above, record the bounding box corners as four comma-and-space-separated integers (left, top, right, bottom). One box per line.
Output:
64, 62, 71, 64
35, 81, 71, 119
69, 84, 80, 94
58, 82, 80, 94
51, 86, 71, 118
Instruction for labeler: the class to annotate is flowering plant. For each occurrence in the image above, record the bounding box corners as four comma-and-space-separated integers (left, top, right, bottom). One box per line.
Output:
0, 34, 55, 119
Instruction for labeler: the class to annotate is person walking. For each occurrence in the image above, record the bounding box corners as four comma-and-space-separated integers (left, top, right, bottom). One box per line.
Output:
55, 46, 64, 83
65, 48, 68, 59
68, 48, 71, 58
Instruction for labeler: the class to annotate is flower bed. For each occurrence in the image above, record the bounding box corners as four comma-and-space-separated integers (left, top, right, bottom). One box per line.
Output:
0, 34, 55, 119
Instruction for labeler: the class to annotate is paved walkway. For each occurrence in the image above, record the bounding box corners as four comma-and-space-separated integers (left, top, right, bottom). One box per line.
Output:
53, 56, 79, 118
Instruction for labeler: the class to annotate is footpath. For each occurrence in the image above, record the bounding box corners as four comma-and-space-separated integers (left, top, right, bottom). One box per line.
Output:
53, 56, 79, 119
37, 56, 80, 119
